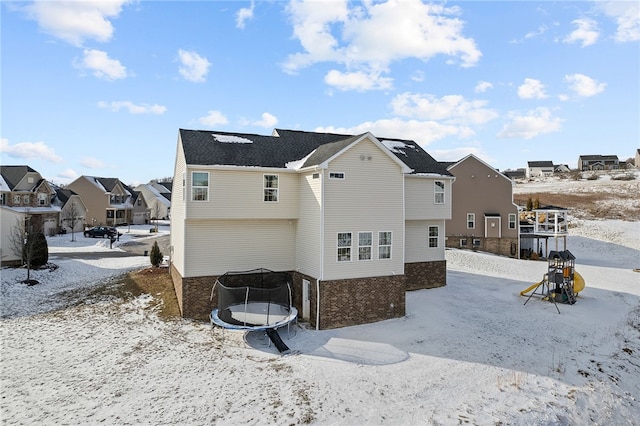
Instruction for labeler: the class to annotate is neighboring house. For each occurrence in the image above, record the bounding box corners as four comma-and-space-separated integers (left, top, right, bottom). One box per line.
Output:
577, 155, 620, 171
134, 180, 172, 220
503, 169, 526, 180
554, 164, 571, 174
130, 191, 151, 225
170, 128, 454, 329
444, 154, 520, 258
52, 186, 88, 235
66, 176, 134, 227
526, 161, 554, 178
0, 165, 58, 265
634, 149, 639, 169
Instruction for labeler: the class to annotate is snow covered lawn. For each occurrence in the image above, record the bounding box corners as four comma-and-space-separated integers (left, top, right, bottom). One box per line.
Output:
1, 221, 639, 424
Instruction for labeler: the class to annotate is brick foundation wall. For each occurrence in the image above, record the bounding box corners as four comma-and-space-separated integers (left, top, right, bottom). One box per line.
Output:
405, 260, 447, 291
170, 266, 219, 321
446, 236, 519, 258
316, 275, 406, 330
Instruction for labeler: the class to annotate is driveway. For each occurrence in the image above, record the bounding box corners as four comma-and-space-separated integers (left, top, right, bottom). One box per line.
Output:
49, 234, 171, 260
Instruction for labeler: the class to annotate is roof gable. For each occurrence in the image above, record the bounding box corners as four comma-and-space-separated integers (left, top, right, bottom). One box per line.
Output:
0, 165, 40, 190
448, 154, 511, 183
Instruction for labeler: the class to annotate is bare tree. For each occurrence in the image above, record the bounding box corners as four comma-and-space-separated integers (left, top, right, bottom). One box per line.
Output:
61, 201, 81, 242
7, 214, 39, 284
151, 202, 161, 232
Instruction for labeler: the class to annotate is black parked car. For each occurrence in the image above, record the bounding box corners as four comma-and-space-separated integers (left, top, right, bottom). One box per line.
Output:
84, 226, 119, 238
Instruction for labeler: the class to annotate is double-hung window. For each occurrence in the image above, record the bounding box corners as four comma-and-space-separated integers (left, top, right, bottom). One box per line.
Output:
434, 181, 445, 204
192, 172, 209, 202
358, 232, 372, 261
337, 232, 352, 262
38, 193, 47, 206
508, 213, 517, 230
378, 231, 392, 259
467, 213, 475, 229
428, 226, 439, 248
264, 174, 279, 202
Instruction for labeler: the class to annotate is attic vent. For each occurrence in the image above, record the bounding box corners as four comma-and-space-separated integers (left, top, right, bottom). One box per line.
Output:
312, 173, 320, 179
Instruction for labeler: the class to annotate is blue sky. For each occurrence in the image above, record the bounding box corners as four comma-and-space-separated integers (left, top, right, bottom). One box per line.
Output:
1, 1, 638, 186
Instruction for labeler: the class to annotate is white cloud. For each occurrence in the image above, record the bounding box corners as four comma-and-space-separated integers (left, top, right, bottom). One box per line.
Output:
22, 0, 131, 46
253, 112, 278, 128
283, 0, 481, 91
324, 69, 393, 91
177, 49, 211, 83
81, 157, 106, 169
564, 73, 606, 97
390, 92, 498, 125
236, 1, 255, 29
597, 1, 640, 42
517, 78, 548, 99
198, 111, 229, 127
97, 101, 167, 115
316, 117, 473, 148
0, 138, 63, 163
497, 107, 563, 139
75, 49, 127, 80
474, 81, 493, 93
563, 18, 599, 47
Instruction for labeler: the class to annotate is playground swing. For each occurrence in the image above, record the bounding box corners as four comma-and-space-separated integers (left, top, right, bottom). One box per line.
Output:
521, 250, 585, 313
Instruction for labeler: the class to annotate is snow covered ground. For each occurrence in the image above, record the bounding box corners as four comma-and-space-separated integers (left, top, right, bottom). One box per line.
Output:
1, 209, 639, 424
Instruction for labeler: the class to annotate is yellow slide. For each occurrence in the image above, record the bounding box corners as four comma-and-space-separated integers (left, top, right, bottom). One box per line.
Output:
520, 281, 543, 296
520, 271, 585, 296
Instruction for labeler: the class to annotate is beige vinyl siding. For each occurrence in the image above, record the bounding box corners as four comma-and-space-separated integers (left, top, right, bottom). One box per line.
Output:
404, 176, 453, 220
170, 142, 187, 276
185, 168, 299, 220
405, 220, 446, 263
295, 172, 322, 279
184, 219, 296, 277
322, 138, 405, 280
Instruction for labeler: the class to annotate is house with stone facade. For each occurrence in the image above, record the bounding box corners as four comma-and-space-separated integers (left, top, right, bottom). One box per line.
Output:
0, 166, 59, 265
443, 155, 520, 258
170, 128, 454, 329
66, 176, 136, 227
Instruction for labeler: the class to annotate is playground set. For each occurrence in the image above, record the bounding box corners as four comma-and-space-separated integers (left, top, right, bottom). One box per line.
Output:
520, 249, 585, 313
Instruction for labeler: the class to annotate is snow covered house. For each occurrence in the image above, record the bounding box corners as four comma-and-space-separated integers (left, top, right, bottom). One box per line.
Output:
134, 180, 171, 221
444, 154, 520, 258
0, 166, 59, 265
170, 129, 454, 329
66, 176, 135, 227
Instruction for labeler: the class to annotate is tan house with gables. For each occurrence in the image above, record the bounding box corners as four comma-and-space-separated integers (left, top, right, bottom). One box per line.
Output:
170, 128, 454, 329
66, 176, 135, 227
444, 155, 520, 258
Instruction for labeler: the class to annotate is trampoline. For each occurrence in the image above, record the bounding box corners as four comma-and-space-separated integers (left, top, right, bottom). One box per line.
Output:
209, 268, 298, 352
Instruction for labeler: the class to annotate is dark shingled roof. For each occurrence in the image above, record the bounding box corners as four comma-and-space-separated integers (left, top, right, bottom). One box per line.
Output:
179, 128, 452, 176
0, 165, 38, 190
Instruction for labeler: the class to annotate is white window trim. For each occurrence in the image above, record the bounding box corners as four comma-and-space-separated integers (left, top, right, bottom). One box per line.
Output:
428, 225, 439, 248
467, 213, 475, 229
337, 232, 352, 262
508, 213, 517, 229
263, 174, 279, 203
358, 231, 373, 261
378, 231, 392, 260
434, 181, 445, 204
191, 171, 209, 202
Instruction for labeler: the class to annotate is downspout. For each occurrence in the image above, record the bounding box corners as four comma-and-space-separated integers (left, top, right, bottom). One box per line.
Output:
316, 168, 324, 330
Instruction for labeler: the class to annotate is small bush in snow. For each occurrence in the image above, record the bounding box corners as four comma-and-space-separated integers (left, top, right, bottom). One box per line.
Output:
150, 241, 163, 267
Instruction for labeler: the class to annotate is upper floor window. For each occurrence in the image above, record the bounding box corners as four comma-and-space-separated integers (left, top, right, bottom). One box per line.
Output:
378, 231, 392, 259
263, 174, 279, 202
428, 226, 439, 248
329, 172, 345, 179
358, 232, 372, 261
467, 213, 475, 229
509, 214, 517, 229
434, 181, 445, 204
22, 194, 30, 204
337, 232, 352, 262
13, 194, 21, 205
38, 193, 47, 206
192, 172, 209, 202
